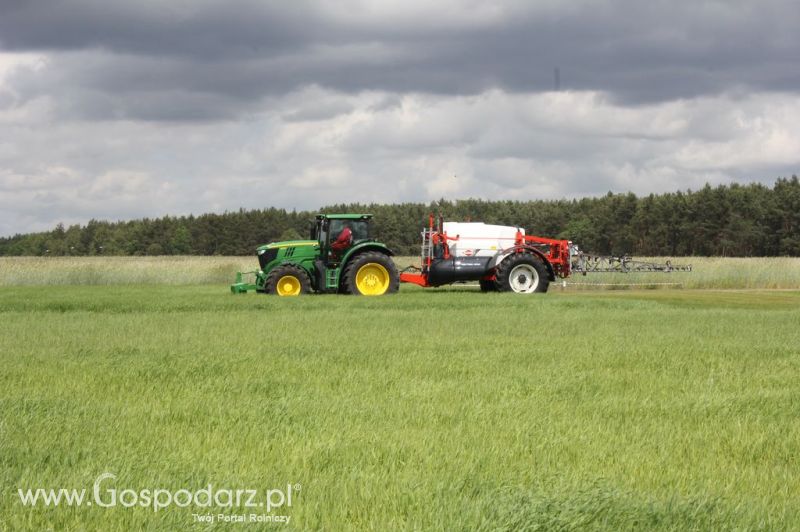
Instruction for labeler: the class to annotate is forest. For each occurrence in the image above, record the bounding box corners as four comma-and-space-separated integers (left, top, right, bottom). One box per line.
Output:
1, 177, 798, 257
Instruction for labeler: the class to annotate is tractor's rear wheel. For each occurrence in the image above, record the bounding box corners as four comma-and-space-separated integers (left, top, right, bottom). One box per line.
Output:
343, 252, 399, 296
495, 253, 550, 294
266, 265, 311, 296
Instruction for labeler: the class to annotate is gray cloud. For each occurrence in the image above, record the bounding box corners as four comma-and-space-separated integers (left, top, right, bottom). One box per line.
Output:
0, 1, 798, 236
2, 0, 799, 121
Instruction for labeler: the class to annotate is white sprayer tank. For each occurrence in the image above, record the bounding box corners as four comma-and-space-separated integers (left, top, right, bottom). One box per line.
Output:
442, 222, 522, 258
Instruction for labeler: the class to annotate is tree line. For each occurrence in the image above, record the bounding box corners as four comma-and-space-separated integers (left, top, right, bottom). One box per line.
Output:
1, 177, 798, 257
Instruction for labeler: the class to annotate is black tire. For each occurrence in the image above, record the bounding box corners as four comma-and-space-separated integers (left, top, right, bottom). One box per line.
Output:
479, 279, 498, 292
495, 253, 550, 294
342, 252, 400, 296
265, 264, 311, 296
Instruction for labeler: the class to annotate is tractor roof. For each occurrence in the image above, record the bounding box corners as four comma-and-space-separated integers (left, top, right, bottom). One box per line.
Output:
315, 214, 372, 220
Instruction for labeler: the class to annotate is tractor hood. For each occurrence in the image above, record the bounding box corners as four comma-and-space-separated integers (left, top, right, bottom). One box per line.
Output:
255, 240, 319, 271
259, 240, 318, 250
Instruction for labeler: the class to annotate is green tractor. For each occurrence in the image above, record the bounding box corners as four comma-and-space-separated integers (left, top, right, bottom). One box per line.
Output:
231, 214, 400, 296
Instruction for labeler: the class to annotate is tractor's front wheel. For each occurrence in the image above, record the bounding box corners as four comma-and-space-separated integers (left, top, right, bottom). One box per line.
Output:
343, 252, 399, 296
265, 265, 311, 296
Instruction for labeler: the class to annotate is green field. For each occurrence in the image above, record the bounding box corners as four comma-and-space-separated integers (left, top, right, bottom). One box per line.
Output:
1, 278, 799, 530
3, 256, 800, 289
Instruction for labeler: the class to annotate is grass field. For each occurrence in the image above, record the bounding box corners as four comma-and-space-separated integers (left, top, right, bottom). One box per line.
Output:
1, 279, 799, 530
2, 256, 800, 289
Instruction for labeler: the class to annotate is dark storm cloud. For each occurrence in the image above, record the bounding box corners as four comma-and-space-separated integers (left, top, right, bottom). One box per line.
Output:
0, 0, 319, 59
1, 0, 798, 122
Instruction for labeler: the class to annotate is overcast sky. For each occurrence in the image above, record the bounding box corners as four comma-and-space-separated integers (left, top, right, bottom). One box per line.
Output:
1, 1, 798, 236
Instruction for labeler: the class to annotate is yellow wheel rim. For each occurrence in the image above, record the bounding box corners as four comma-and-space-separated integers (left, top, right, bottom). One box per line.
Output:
276, 275, 302, 296
355, 263, 390, 295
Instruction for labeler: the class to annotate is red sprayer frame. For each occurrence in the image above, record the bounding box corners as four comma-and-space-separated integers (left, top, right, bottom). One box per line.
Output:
399, 215, 573, 287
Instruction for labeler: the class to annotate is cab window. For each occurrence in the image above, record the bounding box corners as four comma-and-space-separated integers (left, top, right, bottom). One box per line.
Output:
328, 219, 368, 244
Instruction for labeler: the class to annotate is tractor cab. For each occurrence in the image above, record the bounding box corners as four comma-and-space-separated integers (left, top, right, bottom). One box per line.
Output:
312, 214, 373, 264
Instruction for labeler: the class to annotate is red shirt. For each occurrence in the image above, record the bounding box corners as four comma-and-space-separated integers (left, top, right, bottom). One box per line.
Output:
331, 227, 352, 252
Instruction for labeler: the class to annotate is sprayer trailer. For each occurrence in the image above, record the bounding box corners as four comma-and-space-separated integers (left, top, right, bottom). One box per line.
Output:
231, 214, 399, 296
399, 215, 690, 293
399, 215, 570, 293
